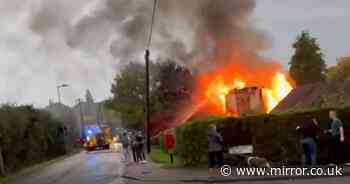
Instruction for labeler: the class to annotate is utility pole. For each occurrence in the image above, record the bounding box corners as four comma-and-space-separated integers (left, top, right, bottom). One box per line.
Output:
145, 49, 151, 153
144, 0, 157, 153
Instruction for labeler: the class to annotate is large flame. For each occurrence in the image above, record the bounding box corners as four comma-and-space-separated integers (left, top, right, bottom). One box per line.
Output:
262, 73, 293, 112
195, 49, 294, 115
204, 72, 292, 114
205, 77, 246, 112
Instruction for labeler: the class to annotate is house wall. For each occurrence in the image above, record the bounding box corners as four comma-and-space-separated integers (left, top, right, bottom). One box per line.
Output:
226, 87, 264, 116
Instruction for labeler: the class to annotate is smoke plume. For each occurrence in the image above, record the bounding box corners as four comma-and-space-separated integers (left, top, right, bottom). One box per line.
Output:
29, 0, 270, 69
0, 0, 274, 106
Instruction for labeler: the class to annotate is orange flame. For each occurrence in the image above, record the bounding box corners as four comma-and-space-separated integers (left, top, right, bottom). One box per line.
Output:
203, 72, 292, 114
192, 46, 294, 116
233, 79, 246, 90
205, 77, 246, 112
196, 60, 294, 115
262, 72, 293, 112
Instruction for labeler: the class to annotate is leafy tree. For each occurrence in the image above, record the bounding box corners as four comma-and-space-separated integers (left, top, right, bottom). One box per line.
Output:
0, 105, 67, 172
289, 31, 326, 86
109, 62, 159, 128
327, 57, 350, 81
109, 60, 194, 129
154, 60, 193, 110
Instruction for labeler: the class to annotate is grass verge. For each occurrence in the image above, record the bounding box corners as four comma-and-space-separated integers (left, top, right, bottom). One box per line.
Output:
150, 148, 182, 168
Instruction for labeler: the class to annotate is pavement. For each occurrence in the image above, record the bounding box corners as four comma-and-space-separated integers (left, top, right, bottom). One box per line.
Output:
3, 150, 350, 184
122, 161, 350, 183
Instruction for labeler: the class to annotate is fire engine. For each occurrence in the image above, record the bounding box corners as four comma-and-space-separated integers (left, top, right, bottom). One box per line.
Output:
84, 124, 113, 151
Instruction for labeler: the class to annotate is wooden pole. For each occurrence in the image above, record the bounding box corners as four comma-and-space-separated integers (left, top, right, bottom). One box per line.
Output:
145, 49, 151, 153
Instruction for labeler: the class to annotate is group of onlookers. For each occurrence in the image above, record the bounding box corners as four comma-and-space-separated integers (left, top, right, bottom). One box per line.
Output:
207, 110, 349, 171
115, 110, 347, 169
297, 110, 348, 167
120, 131, 147, 164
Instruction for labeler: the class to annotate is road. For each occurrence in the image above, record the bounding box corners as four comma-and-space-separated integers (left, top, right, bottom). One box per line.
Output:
126, 176, 350, 184
6, 151, 350, 184
6, 151, 126, 184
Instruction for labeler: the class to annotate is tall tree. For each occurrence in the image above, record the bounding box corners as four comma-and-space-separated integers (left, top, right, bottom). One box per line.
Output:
110, 62, 145, 128
109, 62, 160, 128
154, 60, 193, 110
108, 60, 193, 128
289, 31, 326, 86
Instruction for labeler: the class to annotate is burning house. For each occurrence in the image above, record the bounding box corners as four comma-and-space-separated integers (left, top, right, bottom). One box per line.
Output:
199, 70, 293, 116
225, 87, 265, 116
113, 0, 296, 135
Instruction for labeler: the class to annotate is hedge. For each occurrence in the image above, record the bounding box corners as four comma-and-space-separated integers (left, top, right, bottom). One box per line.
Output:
0, 105, 68, 172
175, 107, 350, 166
175, 116, 222, 165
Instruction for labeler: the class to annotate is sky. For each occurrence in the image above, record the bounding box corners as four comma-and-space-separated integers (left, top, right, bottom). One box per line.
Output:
0, 0, 349, 107
254, 0, 350, 65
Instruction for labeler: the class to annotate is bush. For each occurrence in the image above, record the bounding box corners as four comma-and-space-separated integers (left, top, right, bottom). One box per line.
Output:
0, 105, 67, 172
176, 107, 350, 166
250, 108, 350, 164
175, 116, 223, 166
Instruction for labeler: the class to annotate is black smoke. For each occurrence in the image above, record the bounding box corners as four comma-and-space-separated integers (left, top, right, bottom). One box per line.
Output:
29, 0, 271, 70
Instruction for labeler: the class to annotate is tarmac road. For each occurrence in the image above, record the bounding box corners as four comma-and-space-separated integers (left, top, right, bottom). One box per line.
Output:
6, 151, 126, 184
5, 151, 350, 184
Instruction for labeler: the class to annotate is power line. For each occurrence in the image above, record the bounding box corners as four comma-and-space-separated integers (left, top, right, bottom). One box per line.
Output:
146, 0, 158, 49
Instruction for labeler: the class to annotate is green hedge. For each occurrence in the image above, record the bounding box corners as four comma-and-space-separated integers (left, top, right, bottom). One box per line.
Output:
175, 116, 223, 166
175, 107, 350, 166
0, 105, 67, 172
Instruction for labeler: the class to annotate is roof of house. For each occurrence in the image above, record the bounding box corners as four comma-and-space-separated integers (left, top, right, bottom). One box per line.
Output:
272, 82, 325, 113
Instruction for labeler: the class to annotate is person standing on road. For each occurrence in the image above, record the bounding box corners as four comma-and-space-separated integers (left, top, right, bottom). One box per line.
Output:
135, 132, 147, 163
325, 110, 346, 165
296, 115, 318, 167
130, 132, 138, 163
120, 132, 130, 162
207, 123, 224, 173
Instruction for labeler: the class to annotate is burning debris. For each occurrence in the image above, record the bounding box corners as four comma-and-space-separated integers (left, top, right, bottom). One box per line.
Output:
226, 87, 264, 116
150, 69, 293, 135
203, 71, 293, 115
195, 53, 294, 117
